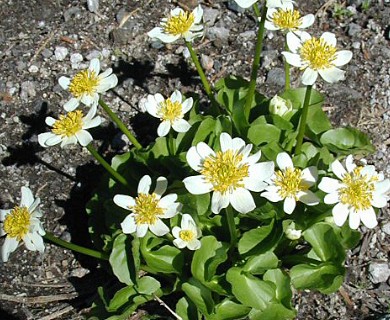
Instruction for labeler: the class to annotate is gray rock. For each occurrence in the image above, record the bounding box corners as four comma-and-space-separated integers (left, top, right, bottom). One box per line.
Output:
20, 81, 36, 101
41, 48, 53, 58
207, 26, 230, 41
63, 7, 82, 22
28, 65, 39, 73
86, 50, 101, 60
87, 0, 99, 13
203, 8, 219, 27
239, 30, 256, 40
348, 23, 362, 37
70, 53, 83, 67
54, 46, 68, 61
369, 262, 390, 284
382, 222, 390, 235
201, 54, 214, 71
266, 68, 285, 87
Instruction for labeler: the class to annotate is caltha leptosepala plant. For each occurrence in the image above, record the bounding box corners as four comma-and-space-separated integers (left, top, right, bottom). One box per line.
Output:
1, 0, 389, 319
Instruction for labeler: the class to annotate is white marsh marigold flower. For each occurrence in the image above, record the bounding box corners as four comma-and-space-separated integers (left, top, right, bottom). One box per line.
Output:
183, 132, 275, 214
0, 187, 45, 262
265, 3, 314, 33
172, 214, 201, 250
282, 31, 353, 85
114, 175, 181, 237
59, 58, 118, 111
38, 104, 101, 148
319, 155, 390, 229
147, 6, 204, 43
144, 90, 193, 137
261, 152, 319, 214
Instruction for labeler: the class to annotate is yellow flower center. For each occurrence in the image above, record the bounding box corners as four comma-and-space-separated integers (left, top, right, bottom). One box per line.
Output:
274, 168, 308, 200
158, 98, 183, 123
179, 229, 195, 242
68, 70, 99, 98
299, 37, 337, 70
163, 11, 195, 36
3, 206, 31, 240
52, 110, 84, 137
339, 167, 377, 211
130, 193, 164, 225
271, 9, 302, 30
201, 150, 249, 194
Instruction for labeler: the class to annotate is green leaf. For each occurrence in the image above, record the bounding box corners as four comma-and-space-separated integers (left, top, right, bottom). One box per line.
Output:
192, 236, 229, 283
210, 299, 251, 320
290, 262, 345, 293
249, 303, 296, 320
192, 117, 216, 146
339, 224, 361, 249
136, 276, 160, 295
107, 285, 136, 312
306, 105, 332, 135
226, 267, 275, 310
263, 269, 292, 307
242, 252, 279, 275
177, 192, 210, 216
176, 297, 202, 320
109, 234, 136, 285
247, 124, 281, 146
303, 223, 345, 264
182, 278, 215, 316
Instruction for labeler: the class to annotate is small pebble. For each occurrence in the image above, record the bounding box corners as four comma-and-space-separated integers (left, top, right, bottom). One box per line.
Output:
70, 53, 83, 68
382, 222, 390, 235
87, 0, 99, 13
369, 262, 390, 284
28, 65, 39, 73
55, 46, 68, 61
201, 54, 214, 71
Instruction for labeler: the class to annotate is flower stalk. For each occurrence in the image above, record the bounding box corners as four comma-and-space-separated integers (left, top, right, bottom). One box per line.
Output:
294, 85, 312, 154
284, 42, 290, 90
225, 206, 237, 247
244, 3, 268, 119
98, 99, 142, 150
43, 232, 109, 260
85, 143, 129, 188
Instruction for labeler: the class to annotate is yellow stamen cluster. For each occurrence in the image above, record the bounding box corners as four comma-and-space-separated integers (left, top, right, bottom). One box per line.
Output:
68, 70, 99, 98
3, 206, 31, 240
179, 229, 195, 242
201, 150, 249, 194
275, 168, 308, 200
272, 9, 302, 30
131, 193, 164, 225
158, 98, 183, 123
52, 110, 84, 137
163, 11, 195, 36
339, 167, 377, 211
300, 37, 337, 70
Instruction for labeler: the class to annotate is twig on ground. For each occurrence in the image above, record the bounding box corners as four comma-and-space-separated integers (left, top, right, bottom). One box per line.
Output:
0, 292, 78, 304
39, 306, 74, 320
153, 294, 182, 320
30, 31, 55, 64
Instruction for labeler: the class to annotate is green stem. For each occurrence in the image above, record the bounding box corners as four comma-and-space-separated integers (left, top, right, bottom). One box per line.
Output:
44, 232, 109, 260
86, 143, 129, 187
185, 41, 218, 114
167, 131, 176, 156
294, 85, 312, 154
244, 3, 268, 119
98, 99, 142, 150
225, 206, 237, 247
284, 42, 290, 91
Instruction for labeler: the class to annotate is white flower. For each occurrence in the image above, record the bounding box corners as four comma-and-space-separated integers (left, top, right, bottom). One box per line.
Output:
261, 152, 319, 214
284, 221, 302, 240
144, 90, 193, 137
269, 95, 293, 117
282, 31, 353, 85
183, 132, 274, 214
0, 187, 45, 262
318, 155, 390, 230
38, 104, 101, 148
58, 58, 118, 111
172, 214, 201, 250
264, 3, 314, 33
114, 175, 181, 238
148, 6, 204, 43
234, 0, 294, 9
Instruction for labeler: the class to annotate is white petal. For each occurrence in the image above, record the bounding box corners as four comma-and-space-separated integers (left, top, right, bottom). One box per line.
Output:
333, 50, 353, 67
298, 190, 319, 206
120, 215, 137, 234
261, 190, 284, 202
286, 31, 302, 53
89, 58, 100, 74
114, 194, 135, 210
321, 32, 336, 47
64, 98, 80, 111
359, 207, 377, 229
0, 209, 11, 222
348, 211, 361, 230
80, 93, 97, 107
159, 193, 177, 208
58, 76, 70, 90
172, 119, 191, 133
181, 214, 195, 230
264, 21, 280, 31
375, 179, 390, 195
220, 132, 233, 152
196, 142, 215, 159
277, 152, 293, 170
249, 161, 275, 183
193, 5, 203, 24
318, 177, 342, 193
186, 146, 203, 171
187, 239, 201, 250
230, 188, 255, 214
136, 224, 149, 237
302, 68, 318, 85
172, 226, 181, 239
163, 202, 181, 219
60, 136, 77, 148
38, 133, 61, 147
83, 116, 101, 130
97, 74, 118, 92
154, 176, 168, 197
170, 90, 182, 103
183, 176, 213, 195
301, 166, 318, 186
331, 159, 347, 179
234, 0, 258, 8
138, 175, 152, 194
345, 155, 356, 172
173, 238, 187, 249
324, 192, 340, 205
284, 197, 296, 214
300, 14, 315, 29
282, 52, 303, 67
75, 130, 92, 146
157, 121, 171, 137
245, 149, 260, 165
332, 203, 350, 226
211, 192, 230, 214
45, 117, 56, 126
371, 194, 388, 208
181, 98, 193, 113
318, 67, 346, 83
149, 219, 169, 236
98, 68, 113, 79
1, 237, 19, 262
20, 186, 34, 208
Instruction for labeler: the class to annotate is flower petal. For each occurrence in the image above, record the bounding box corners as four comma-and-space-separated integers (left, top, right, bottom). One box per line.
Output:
301, 68, 318, 85
331, 159, 347, 179
138, 175, 152, 194
183, 175, 213, 195
114, 195, 135, 210
284, 196, 296, 214
172, 119, 191, 133
58, 76, 70, 90
282, 52, 303, 67
318, 67, 346, 83
277, 152, 293, 170
332, 203, 349, 226
348, 211, 361, 230
300, 14, 315, 29
1, 237, 19, 262
333, 50, 353, 67
318, 177, 342, 193
324, 192, 340, 205
149, 219, 169, 236
211, 191, 230, 214
97, 74, 118, 92
20, 186, 35, 208
298, 190, 319, 206
230, 188, 255, 214
64, 98, 80, 111
157, 121, 171, 137
76, 130, 93, 146
359, 207, 377, 229
89, 58, 100, 74
154, 177, 168, 197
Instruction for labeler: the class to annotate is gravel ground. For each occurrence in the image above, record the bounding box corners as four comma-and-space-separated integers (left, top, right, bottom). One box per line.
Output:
1, 0, 390, 319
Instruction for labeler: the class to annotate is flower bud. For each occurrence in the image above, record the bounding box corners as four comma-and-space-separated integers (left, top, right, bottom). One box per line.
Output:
269, 95, 293, 117
285, 222, 302, 240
